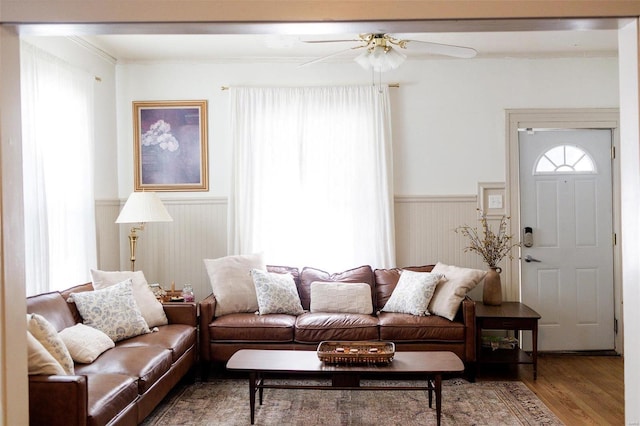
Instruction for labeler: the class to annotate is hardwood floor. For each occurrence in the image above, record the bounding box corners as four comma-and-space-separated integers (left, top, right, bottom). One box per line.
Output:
477, 353, 624, 425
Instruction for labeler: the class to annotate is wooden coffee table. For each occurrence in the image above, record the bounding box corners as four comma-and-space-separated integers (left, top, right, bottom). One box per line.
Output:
227, 349, 464, 425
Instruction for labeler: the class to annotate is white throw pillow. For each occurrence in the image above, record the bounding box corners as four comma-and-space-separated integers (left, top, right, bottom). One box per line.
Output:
203, 253, 266, 316
382, 270, 443, 316
70, 279, 151, 342
429, 262, 487, 320
27, 331, 67, 376
250, 269, 304, 315
91, 269, 168, 327
27, 313, 74, 375
310, 282, 373, 314
59, 323, 115, 363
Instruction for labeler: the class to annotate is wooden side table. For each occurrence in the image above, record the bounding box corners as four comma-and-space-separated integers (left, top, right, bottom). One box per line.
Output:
475, 302, 541, 379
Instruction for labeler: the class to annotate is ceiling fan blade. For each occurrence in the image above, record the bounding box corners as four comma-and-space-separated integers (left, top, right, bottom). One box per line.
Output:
300, 38, 361, 44
404, 39, 477, 58
299, 45, 365, 67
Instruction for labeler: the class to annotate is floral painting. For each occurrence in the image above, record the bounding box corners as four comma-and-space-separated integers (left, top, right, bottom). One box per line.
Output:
133, 100, 208, 191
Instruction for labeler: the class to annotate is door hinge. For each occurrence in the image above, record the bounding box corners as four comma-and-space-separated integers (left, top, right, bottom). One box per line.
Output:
612, 146, 616, 159
613, 233, 617, 246
615, 318, 618, 334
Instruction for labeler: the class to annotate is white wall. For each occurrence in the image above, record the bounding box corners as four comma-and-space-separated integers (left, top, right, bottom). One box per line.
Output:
619, 19, 640, 424
105, 54, 621, 300
116, 56, 619, 198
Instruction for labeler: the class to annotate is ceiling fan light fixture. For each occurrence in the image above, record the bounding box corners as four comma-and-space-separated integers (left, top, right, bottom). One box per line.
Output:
355, 45, 406, 73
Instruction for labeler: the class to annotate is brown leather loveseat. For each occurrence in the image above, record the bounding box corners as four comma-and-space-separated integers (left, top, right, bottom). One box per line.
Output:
27, 282, 197, 426
199, 264, 478, 379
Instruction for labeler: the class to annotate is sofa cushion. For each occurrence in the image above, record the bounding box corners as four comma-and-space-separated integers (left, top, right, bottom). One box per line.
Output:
27, 313, 75, 375
310, 282, 373, 314
117, 324, 196, 363
377, 311, 466, 342
70, 279, 151, 342
91, 269, 168, 327
59, 324, 115, 364
27, 331, 67, 375
374, 265, 435, 312
27, 291, 78, 332
203, 253, 266, 316
251, 269, 304, 315
429, 262, 487, 320
86, 374, 138, 426
294, 312, 379, 344
74, 346, 172, 394
299, 265, 374, 311
381, 271, 442, 316
208, 313, 296, 342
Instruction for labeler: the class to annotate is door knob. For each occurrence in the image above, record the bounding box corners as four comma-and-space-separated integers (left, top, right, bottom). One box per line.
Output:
524, 255, 541, 263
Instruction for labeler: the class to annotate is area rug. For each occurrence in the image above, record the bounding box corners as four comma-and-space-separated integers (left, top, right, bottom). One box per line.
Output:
142, 378, 563, 425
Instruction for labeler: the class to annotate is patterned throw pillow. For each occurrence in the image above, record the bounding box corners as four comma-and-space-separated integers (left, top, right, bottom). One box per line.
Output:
27, 313, 74, 374
382, 270, 443, 316
70, 279, 151, 342
250, 269, 304, 315
27, 331, 67, 375
91, 269, 168, 327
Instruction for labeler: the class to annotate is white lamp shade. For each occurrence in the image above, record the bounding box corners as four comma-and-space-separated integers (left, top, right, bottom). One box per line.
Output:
115, 192, 173, 224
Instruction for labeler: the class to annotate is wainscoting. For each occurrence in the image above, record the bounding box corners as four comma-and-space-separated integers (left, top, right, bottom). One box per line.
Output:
97, 195, 489, 303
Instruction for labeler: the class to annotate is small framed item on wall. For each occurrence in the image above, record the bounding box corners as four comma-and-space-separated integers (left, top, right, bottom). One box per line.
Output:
133, 100, 208, 191
478, 182, 506, 218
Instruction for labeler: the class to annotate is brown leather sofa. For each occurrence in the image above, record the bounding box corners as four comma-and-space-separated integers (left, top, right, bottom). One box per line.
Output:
199, 264, 476, 379
27, 283, 197, 426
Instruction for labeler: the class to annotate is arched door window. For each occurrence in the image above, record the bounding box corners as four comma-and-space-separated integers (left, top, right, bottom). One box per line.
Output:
534, 144, 596, 174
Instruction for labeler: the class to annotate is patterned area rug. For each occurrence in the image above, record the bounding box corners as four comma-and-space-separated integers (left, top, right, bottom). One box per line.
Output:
142, 378, 563, 425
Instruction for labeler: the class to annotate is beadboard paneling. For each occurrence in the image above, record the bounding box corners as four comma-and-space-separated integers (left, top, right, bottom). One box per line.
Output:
98, 196, 492, 303
394, 195, 483, 269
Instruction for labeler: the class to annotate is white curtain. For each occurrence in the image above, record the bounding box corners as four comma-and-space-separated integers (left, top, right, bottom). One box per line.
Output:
229, 85, 395, 271
21, 42, 97, 295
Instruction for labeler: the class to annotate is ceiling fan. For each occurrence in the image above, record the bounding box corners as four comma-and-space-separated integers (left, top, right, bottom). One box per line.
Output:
301, 33, 477, 72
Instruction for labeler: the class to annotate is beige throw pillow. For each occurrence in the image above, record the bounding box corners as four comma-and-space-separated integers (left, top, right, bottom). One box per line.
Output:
429, 262, 487, 320
310, 282, 373, 314
91, 269, 168, 327
203, 253, 266, 316
27, 331, 67, 376
27, 313, 74, 375
59, 323, 115, 363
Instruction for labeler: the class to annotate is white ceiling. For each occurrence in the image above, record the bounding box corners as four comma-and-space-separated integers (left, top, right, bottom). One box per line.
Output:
80, 30, 618, 64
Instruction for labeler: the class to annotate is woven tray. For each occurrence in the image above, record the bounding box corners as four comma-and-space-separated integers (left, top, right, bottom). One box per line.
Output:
317, 341, 395, 365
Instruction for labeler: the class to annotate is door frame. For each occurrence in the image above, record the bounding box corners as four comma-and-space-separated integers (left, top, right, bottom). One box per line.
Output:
506, 108, 622, 354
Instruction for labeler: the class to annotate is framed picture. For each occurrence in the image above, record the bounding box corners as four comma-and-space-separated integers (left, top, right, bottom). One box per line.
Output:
133, 100, 208, 191
478, 182, 506, 218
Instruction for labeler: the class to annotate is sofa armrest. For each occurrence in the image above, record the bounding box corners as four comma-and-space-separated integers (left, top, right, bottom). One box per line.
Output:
29, 375, 88, 426
198, 294, 217, 362
163, 302, 197, 326
461, 296, 476, 362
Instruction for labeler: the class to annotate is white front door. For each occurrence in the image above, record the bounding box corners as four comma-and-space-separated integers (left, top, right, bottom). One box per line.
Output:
519, 129, 615, 351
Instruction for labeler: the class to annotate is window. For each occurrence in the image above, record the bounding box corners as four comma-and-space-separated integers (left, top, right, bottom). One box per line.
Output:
21, 42, 97, 295
229, 86, 395, 270
534, 144, 596, 174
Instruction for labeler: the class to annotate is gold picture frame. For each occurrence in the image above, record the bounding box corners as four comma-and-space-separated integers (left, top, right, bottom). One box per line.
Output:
133, 100, 208, 191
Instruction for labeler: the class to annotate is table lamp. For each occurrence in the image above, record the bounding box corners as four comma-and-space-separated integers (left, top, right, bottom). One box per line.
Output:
116, 191, 173, 271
